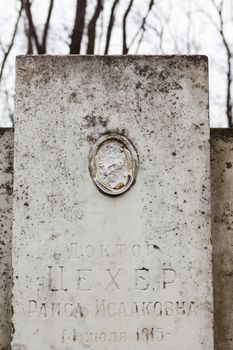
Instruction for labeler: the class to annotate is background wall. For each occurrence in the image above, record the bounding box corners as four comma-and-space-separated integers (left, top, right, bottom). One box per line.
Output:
0, 0, 232, 127
211, 129, 233, 350
0, 128, 13, 350
1, 128, 233, 349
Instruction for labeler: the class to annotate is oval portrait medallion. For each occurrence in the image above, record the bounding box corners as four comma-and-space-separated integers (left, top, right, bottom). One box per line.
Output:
89, 134, 138, 196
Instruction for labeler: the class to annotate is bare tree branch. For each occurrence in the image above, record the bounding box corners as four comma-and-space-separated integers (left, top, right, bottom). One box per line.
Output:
104, 0, 120, 54
186, 0, 192, 54
0, 4, 23, 82
97, 6, 104, 54
87, 0, 103, 54
41, 0, 54, 53
70, 0, 87, 54
21, 0, 41, 53
23, 12, 33, 54
22, 0, 55, 54
203, 0, 233, 126
129, 0, 154, 53
218, 4, 233, 127
122, 0, 134, 54
147, 6, 167, 54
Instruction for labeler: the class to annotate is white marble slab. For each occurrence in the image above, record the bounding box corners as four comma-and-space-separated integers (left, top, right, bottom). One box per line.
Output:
12, 56, 213, 350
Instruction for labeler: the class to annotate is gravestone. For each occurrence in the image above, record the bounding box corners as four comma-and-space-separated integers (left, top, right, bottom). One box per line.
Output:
12, 56, 213, 349
0, 128, 13, 350
211, 129, 233, 350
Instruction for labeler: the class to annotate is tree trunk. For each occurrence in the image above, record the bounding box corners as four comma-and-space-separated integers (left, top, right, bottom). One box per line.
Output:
104, 0, 120, 54
69, 0, 87, 54
87, 0, 103, 54
122, 0, 134, 54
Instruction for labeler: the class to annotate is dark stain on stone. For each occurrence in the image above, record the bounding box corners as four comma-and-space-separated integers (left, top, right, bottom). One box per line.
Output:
86, 134, 98, 143
68, 91, 80, 104
71, 92, 77, 99
84, 115, 96, 127
225, 271, 233, 277
5, 183, 13, 196
84, 115, 109, 129
136, 82, 142, 89
226, 162, 232, 169
79, 305, 84, 318
4, 165, 13, 174
99, 116, 108, 128
141, 267, 149, 272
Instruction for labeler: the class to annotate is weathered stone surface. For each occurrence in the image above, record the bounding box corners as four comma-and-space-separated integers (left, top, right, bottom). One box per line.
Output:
12, 56, 213, 350
0, 128, 13, 350
211, 129, 233, 350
